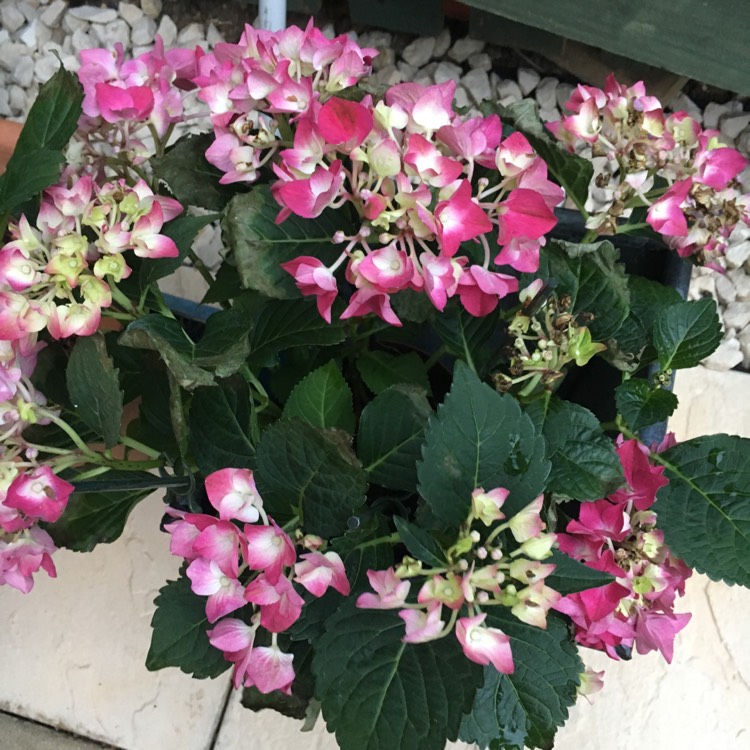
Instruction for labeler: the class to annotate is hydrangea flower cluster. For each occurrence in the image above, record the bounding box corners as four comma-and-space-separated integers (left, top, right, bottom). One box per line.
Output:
549, 74, 749, 266
357, 489, 559, 674
554, 438, 692, 663
275, 83, 564, 325
0, 172, 182, 340
165, 467, 350, 693
193, 20, 377, 184
0, 334, 74, 592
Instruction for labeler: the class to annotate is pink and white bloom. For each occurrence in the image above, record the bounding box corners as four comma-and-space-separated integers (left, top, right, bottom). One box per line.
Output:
205, 468, 264, 523
207, 617, 257, 689
294, 550, 350, 597
507, 495, 545, 543
273, 161, 345, 220
356, 567, 410, 609
246, 644, 295, 694
244, 573, 304, 633
471, 486, 509, 526
434, 181, 493, 256
0, 526, 58, 593
186, 558, 246, 623
280, 256, 338, 323
191, 521, 242, 578
456, 265, 518, 317
399, 601, 445, 643
356, 243, 414, 293
4, 467, 74, 523
242, 520, 296, 584
455, 614, 514, 674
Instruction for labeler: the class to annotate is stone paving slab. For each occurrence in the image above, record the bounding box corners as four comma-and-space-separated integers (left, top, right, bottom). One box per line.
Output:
0, 712, 116, 750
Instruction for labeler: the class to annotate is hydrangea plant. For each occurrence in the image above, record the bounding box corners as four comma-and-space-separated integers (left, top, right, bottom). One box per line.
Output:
1, 21, 748, 750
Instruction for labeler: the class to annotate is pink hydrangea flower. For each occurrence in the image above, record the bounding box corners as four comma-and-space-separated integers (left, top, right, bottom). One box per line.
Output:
455, 614, 514, 674
293, 550, 350, 597
207, 617, 257, 690
356, 568, 410, 609
399, 601, 445, 643
205, 468, 264, 524
242, 520, 296, 584
4, 466, 74, 524
186, 558, 246, 623
244, 573, 304, 633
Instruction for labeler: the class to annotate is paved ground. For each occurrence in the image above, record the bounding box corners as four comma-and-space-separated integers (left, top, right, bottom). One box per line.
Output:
0, 712, 116, 750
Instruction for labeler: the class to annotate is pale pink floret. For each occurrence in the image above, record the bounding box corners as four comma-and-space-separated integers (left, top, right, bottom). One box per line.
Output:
95, 83, 154, 123
4, 467, 74, 524
164, 512, 219, 561
129, 203, 179, 259
207, 617, 256, 690
186, 558, 246, 623
191, 521, 242, 577
244, 573, 304, 633
510, 581, 562, 629
434, 180, 492, 257
507, 494, 545, 543
356, 567, 410, 609
456, 265, 519, 317
0, 526, 58, 593
647, 180, 691, 237
280, 256, 338, 323
246, 644, 295, 694
471, 486, 509, 526
0, 293, 49, 341
294, 550, 350, 597
340, 285, 401, 327
205, 467, 264, 523
274, 161, 345, 220
0, 248, 39, 292
47, 302, 100, 340
356, 244, 414, 293
242, 520, 296, 584
455, 614, 514, 674
399, 601, 445, 643
419, 252, 464, 311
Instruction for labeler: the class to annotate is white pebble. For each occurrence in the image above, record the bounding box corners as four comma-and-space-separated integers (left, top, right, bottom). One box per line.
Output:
434, 60, 462, 84
448, 36, 484, 63
68, 5, 118, 24
40, 0, 66, 28
703, 338, 743, 371
140, 0, 162, 20
726, 240, 750, 269
177, 22, 204, 46
703, 100, 742, 130
131, 15, 156, 46
739, 329, 750, 369
518, 67, 540, 96
556, 82, 576, 111
535, 76, 558, 110
8, 83, 28, 113
433, 27, 451, 58
19, 19, 40, 48
118, 1, 144, 27
34, 54, 59, 83
723, 301, 750, 331
496, 78, 523, 105
12, 56, 34, 87
70, 27, 95, 53
402, 36, 435, 68
0, 87, 10, 117
1, 4, 26, 33
689, 273, 717, 302
462, 68, 492, 105
467, 52, 492, 72
0, 42, 28, 72
206, 22, 223, 47
62, 13, 89, 34
358, 30, 392, 50
156, 14, 177, 47
98, 18, 130, 47
720, 112, 750, 141
715, 273, 737, 305
453, 84, 470, 109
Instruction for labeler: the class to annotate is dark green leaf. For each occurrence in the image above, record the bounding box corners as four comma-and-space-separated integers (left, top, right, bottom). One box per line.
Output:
653, 298, 722, 372
146, 572, 230, 679
532, 240, 630, 341
356, 350, 430, 394
66, 334, 123, 449
151, 134, 235, 211
393, 516, 446, 566
432, 303, 504, 377
358, 385, 432, 491
119, 315, 214, 389
189, 381, 255, 475
223, 185, 352, 298
490, 99, 593, 214
192, 308, 251, 378
656, 435, 750, 587
541, 399, 623, 500
139, 213, 220, 288
201, 260, 245, 304
418, 363, 549, 527
460, 612, 581, 750
248, 298, 347, 367
47, 471, 153, 552
283, 360, 355, 432
14, 66, 83, 151
0, 149, 64, 211
545, 549, 616, 595
604, 276, 681, 371
314, 605, 483, 750
255, 420, 367, 536
615, 379, 679, 432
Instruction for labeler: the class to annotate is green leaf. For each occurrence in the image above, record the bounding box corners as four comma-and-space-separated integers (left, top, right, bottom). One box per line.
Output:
283, 360, 355, 432
65, 334, 124, 449
139, 213, 220, 288
545, 549, 616, 595
393, 516, 446, 566
247, 298, 347, 368
459, 612, 581, 750
314, 605, 483, 750
604, 276, 682, 371
356, 351, 430, 394
201, 260, 245, 304
432, 303, 503, 377
656, 435, 750, 587
223, 185, 352, 298
490, 99, 593, 214
119, 315, 214, 390
0, 66, 82, 212
47, 471, 153, 552
418, 363, 549, 527
653, 298, 722, 372
532, 240, 630, 341
541, 399, 623, 500
146, 572, 230, 679
615, 379, 679, 432
192, 308, 251, 378
189, 381, 255, 475
358, 385, 432, 492
255, 420, 367, 536
151, 134, 235, 211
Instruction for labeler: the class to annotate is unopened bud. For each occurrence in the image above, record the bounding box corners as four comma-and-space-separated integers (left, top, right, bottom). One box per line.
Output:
476, 547, 488, 560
